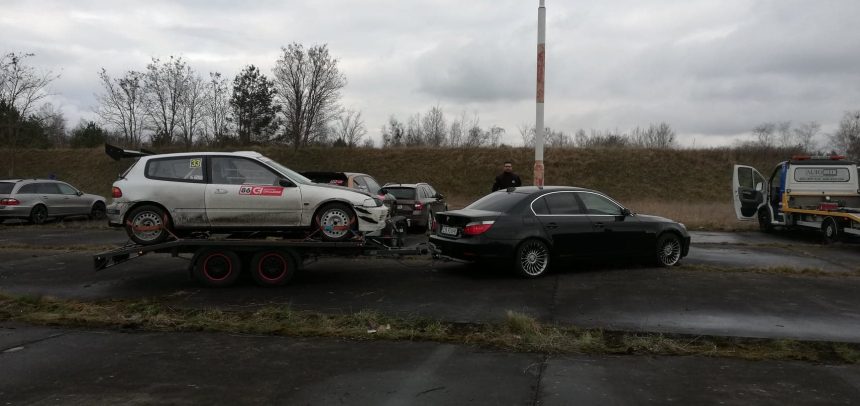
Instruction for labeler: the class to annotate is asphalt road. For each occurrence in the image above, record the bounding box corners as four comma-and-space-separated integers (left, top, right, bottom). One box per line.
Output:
2, 223, 860, 404
2, 324, 858, 405
1, 224, 859, 342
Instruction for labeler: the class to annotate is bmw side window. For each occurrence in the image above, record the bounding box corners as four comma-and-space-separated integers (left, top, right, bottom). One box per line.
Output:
146, 157, 205, 183
579, 193, 622, 216
532, 197, 550, 215
57, 183, 77, 195
211, 157, 278, 186
544, 192, 582, 215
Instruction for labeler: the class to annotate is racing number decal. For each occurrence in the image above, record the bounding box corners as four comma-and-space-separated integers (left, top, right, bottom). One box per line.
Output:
190, 158, 202, 168
239, 186, 284, 197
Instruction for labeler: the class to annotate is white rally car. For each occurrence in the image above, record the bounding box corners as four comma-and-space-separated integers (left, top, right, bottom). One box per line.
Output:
106, 150, 389, 245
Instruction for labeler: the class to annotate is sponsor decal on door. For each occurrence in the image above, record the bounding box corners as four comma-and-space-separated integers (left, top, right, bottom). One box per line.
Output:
238, 186, 284, 196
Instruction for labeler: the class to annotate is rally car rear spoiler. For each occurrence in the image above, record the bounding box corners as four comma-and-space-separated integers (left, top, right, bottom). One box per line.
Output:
105, 143, 157, 161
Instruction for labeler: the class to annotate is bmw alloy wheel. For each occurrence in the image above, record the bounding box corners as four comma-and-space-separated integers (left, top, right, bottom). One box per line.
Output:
517, 239, 549, 277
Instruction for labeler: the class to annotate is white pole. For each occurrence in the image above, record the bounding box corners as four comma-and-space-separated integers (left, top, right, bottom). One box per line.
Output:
534, 0, 546, 186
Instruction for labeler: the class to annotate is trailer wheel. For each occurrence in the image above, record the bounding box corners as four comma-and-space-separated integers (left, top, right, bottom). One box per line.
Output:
758, 209, 773, 233
822, 217, 840, 244
192, 249, 241, 287
250, 250, 297, 287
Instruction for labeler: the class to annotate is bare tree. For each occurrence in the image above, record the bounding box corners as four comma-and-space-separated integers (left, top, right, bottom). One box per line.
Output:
34, 103, 67, 147
546, 127, 573, 148
207, 72, 232, 144
752, 122, 776, 147
331, 109, 367, 147
793, 121, 821, 153
177, 68, 207, 148
832, 110, 860, 158
518, 122, 535, 147
381, 116, 404, 147
272, 43, 346, 149
631, 122, 676, 149
776, 121, 793, 148
95, 69, 146, 146
0, 52, 57, 176
422, 105, 446, 146
144, 56, 188, 145
405, 113, 423, 146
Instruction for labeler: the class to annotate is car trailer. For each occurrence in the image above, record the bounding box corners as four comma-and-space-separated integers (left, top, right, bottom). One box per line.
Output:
94, 236, 436, 288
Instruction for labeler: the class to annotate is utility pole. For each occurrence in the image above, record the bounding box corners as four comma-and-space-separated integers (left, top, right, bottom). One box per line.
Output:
534, 0, 546, 186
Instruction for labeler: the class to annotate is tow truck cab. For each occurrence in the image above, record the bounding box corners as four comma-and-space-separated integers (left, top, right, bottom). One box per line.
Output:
733, 155, 860, 240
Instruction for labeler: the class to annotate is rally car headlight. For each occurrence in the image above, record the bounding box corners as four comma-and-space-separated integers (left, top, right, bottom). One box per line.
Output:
361, 198, 382, 207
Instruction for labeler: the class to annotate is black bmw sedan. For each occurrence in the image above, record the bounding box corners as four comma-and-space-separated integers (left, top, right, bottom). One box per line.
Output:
429, 186, 691, 278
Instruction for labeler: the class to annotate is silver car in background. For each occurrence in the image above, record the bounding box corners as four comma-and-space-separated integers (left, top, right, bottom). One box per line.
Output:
0, 179, 107, 224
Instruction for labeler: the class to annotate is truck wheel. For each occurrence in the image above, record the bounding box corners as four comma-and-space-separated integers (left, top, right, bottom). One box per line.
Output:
758, 209, 773, 233
822, 218, 840, 244
312, 203, 357, 242
655, 233, 682, 267
192, 249, 241, 287
126, 205, 172, 245
250, 250, 297, 287
514, 239, 550, 278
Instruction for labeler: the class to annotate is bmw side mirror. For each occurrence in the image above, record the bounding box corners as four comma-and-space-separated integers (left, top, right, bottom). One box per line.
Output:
621, 208, 632, 216
278, 178, 296, 188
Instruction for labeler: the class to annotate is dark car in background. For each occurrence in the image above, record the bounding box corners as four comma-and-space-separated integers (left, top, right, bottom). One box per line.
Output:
0, 179, 107, 224
429, 186, 690, 278
383, 183, 448, 232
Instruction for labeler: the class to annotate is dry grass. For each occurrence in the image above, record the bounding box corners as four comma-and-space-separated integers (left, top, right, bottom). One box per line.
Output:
625, 199, 757, 231
2, 293, 858, 364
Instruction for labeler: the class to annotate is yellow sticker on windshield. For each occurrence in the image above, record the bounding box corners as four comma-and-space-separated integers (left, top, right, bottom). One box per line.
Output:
190, 158, 202, 168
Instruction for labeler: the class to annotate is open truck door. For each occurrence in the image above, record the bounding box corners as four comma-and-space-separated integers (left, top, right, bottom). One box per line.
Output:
733, 165, 766, 221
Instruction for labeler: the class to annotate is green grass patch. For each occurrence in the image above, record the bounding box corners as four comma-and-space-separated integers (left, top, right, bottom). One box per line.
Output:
1, 292, 858, 364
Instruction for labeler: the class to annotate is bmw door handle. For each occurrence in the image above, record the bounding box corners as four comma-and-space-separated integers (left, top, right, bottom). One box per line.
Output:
214, 189, 228, 194
545, 222, 559, 229
594, 222, 605, 228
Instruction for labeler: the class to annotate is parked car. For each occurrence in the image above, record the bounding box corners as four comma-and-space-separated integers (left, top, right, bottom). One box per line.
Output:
0, 179, 107, 224
107, 152, 389, 245
382, 183, 448, 231
429, 186, 690, 278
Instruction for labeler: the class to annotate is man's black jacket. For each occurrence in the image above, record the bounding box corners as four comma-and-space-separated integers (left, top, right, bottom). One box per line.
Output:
492, 172, 522, 192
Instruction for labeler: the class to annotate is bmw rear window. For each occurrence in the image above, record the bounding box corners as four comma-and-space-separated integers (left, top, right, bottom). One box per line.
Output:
0, 182, 13, 194
465, 191, 529, 212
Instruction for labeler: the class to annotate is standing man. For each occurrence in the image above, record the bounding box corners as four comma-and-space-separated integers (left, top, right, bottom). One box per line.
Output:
492, 161, 523, 192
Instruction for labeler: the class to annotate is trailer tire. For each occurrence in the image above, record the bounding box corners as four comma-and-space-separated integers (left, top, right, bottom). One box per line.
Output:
250, 250, 297, 287
192, 249, 242, 287
822, 217, 840, 244
758, 209, 773, 233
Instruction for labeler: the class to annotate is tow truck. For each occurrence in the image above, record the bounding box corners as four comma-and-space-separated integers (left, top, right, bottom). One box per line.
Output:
733, 155, 860, 242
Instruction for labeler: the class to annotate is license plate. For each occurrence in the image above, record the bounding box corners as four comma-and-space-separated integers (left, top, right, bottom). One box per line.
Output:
397, 205, 407, 210
440, 225, 458, 236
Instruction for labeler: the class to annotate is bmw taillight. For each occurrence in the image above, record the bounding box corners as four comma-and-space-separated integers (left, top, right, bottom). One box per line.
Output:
414, 202, 424, 210
0, 198, 20, 206
112, 187, 123, 198
463, 221, 495, 236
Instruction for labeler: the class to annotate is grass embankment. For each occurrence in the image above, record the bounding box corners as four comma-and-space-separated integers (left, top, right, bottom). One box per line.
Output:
2, 293, 858, 364
0, 146, 788, 230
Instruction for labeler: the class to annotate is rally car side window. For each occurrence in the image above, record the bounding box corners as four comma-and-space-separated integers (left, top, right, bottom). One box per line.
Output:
210, 157, 279, 186
145, 157, 206, 183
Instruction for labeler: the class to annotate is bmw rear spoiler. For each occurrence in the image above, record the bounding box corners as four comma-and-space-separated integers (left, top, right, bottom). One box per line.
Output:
105, 143, 157, 161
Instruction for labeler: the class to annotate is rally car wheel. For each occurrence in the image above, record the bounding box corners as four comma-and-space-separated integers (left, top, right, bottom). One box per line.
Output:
126, 205, 172, 245
313, 203, 357, 242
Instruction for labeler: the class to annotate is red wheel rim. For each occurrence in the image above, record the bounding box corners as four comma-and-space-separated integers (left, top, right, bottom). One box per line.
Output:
202, 253, 232, 281
257, 253, 288, 282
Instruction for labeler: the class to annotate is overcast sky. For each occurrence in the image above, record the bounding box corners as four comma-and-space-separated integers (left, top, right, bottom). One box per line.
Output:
2, 0, 859, 147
